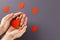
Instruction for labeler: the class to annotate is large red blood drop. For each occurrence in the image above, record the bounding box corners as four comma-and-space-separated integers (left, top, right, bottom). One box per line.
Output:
11, 18, 21, 29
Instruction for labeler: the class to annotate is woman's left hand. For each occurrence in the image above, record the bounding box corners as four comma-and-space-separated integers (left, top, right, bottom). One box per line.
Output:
0, 13, 14, 35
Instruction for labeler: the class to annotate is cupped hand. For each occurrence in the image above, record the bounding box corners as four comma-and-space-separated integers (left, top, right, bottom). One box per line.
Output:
1, 12, 28, 40
0, 13, 14, 35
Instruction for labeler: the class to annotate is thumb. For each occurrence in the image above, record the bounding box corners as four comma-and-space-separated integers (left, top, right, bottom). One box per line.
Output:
8, 13, 14, 21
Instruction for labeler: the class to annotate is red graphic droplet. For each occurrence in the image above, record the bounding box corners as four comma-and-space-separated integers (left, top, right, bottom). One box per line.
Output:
18, 2, 25, 9
11, 18, 21, 29
32, 7, 38, 14
31, 25, 38, 32
3, 6, 10, 12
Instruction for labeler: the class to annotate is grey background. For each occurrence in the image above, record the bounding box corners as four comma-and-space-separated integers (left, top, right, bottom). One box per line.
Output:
0, 0, 60, 40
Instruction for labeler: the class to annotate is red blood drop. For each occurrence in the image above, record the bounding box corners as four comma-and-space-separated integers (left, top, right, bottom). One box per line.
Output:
11, 18, 21, 29
32, 7, 39, 14
31, 25, 38, 32
3, 6, 10, 12
18, 2, 25, 9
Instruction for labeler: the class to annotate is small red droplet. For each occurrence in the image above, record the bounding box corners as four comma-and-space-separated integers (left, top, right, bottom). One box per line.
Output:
3, 6, 10, 12
18, 2, 25, 9
31, 25, 38, 32
32, 7, 39, 14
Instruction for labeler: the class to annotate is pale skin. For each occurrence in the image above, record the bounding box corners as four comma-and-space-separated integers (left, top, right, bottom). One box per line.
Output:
0, 12, 28, 40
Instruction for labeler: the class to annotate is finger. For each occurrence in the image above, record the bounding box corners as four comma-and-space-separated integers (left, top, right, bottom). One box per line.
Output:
13, 28, 26, 39
13, 13, 22, 19
1, 13, 13, 25
14, 12, 22, 17
20, 14, 22, 19
18, 26, 27, 36
11, 26, 27, 39
20, 13, 26, 26
16, 17, 20, 20
19, 16, 28, 29
8, 25, 27, 37
19, 26, 27, 34
19, 24, 25, 30
19, 25, 27, 31
5, 13, 13, 20
16, 29, 26, 38
21, 25, 27, 30
19, 14, 22, 26
7, 13, 14, 21
23, 16, 28, 26
12, 12, 23, 20
9, 30, 19, 36
16, 30, 26, 39
7, 26, 15, 32
3, 14, 10, 20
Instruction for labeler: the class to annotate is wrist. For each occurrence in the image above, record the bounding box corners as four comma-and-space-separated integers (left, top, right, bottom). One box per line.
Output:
0, 25, 4, 36
1, 33, 14, 40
